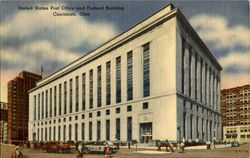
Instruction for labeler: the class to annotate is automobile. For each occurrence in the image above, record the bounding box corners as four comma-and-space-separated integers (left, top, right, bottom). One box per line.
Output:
83, 141, 118, 154
231, 141, 240, 147
42, 141, 74, 153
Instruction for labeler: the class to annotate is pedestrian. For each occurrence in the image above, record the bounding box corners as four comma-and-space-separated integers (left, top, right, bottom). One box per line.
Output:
170, 143, 174, 153
104, 143, 110, 158
15, 144, 23, 158
76, 142, 83, 158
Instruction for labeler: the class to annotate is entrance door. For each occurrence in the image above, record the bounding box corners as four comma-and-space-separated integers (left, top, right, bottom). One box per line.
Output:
140, 122, 152, 143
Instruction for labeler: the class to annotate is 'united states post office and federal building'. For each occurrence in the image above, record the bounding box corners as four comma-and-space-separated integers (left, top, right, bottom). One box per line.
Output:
28, 4, 222, 144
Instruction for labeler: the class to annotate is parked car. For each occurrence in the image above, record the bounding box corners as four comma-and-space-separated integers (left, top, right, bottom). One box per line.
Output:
83, 141, 118, 154
42, 141, 73, 153
231, 141, 240, 147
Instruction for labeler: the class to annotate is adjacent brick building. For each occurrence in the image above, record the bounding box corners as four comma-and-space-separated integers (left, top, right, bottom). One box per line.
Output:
0, 102, 8, 143
8, 71, 42, 143
221, 85, 250, 142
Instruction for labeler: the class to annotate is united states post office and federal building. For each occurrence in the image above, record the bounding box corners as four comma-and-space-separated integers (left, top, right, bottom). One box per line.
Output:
28, 4, 222, 144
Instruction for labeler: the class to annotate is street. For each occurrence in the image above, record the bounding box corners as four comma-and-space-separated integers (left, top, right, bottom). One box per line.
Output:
20, 143, 250, 158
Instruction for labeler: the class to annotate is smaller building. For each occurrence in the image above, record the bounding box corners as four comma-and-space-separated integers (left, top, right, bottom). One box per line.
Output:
0, 102, 8, 143
221, 85, 250, 142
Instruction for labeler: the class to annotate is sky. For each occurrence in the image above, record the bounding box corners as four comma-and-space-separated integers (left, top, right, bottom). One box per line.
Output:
0, 0, 249, 102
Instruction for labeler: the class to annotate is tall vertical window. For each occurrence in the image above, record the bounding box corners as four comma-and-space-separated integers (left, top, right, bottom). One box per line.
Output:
81, 123, 85, 140
127, 117, 132, 141
53, 126, 56, 141
196, 116, 199, 139
50, 88, 52, 117
106, 120, 110, 141
106, 61, 111, 105
45, 128, 47, 141
45, 90, 48, 118
183, 101, 186, 139
89, 70, 93, 109
195, 53, 198, 100
205, 63, 207, 104
200, 58, 203, 102
127, 51, 133, 101
89, 122, 92, 140
116, 118, 120, 140
97, 66, 102, 107
181, 37, 185, 93
143, 43, 150, 97
38, 128, 40, 141
58, 126, 61, 141
190, 114, 193, 139
116, 56, 121, 103
69, 125, 72, 140
82, 73, 86, 111
49, 127, 51, 141
188, 47, 192, 97
69, 79, 73, 113
54, 86, 57, 116
97, 121, 101, 140
42, 92, 44, 119
41, 128, 43, 141
75, 76, 79, 112
34, 95, 36, 120
59, 84, 62, 115
63, 125, 66, 141
75, 124, 78, 141
38, 94, 40, 120
64, 82, 67, 114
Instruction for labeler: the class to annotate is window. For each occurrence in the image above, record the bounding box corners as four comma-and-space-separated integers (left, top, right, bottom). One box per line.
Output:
59, 84, 62, 115
89, 113, 92, 118
69, 79, 72, 113
200, 58, 203, 102
195, 53, 198, 100
45, 90, 48, 118
106, 109, 110, 115
89, 70, 93, 109
106, 61, 111, 105
63, 125, 66, 141
81, 123, 85, 140
49, 127, 51, 141
64, 82, 67, 114
181, 37, 185, 93
69, 117, 72, 121
75, 124, 78, 141
58, 126, 61, 141
82, 73, 86, 111
75, 76, 79, 112
34, 95, 36, 120
97, 111, 101, 117
42, 92, 44, 119
89, 122, 92, 140
142, 102, 148, 109
97, 65, 102, 107
82, 114, 85, 119
53, 127, 56, 141
116, 57, 122, 103
127, 51, 133, 101
106, 120, 110, 140
63, 118, 66, 122
188, 46, 192, 97
143, 43, 150, 97
97, 121, 101, 140
75, 115, 78, 120
116, 118, 120, 140
54, 86, 57, 116
127, 105, 132, 112
116, 107, 120, 114
127, 117, 132, 140
58, 119, 61, 123
69, 125, 72, 140
38, 94, 40, 120
190, 114, 193, 139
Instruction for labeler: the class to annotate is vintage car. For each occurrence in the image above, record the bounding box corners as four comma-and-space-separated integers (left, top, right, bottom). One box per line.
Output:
83, 141, 118, 154
42, 141, 74, 153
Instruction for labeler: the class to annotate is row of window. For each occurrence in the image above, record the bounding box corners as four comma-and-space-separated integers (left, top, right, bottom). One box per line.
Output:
35, 117, 133, 141
35, 103, 149, 127
181, 37, 220, 110
33, 43, 150, 121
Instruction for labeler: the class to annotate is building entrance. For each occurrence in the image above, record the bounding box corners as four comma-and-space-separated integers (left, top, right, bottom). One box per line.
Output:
140, 122, 152, 143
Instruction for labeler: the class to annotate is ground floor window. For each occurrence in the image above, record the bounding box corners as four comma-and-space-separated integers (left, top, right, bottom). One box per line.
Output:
140, 122, 152, 143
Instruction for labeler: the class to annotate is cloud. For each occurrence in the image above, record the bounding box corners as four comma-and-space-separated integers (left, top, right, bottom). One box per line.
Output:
190, 14, 250, 89
190, 15, 250, 52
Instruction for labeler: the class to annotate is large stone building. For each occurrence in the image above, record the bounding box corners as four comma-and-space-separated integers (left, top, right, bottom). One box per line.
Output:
28, 4, 222, 143
8, 71, 42, 143
0, 102, 8, 143
221, 85, 250, 142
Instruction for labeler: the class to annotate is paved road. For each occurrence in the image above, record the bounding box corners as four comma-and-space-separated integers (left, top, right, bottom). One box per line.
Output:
21, 143, 250, 158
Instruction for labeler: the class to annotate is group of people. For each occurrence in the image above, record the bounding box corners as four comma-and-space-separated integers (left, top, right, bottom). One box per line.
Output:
76, 143, 111, 158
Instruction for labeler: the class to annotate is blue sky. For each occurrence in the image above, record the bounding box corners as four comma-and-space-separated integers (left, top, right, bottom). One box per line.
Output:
0, 0, 249, 102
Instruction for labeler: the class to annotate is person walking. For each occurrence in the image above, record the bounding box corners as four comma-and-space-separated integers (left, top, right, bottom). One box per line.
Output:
76, 142, 83, 158
104, 143, 111, 158
15, 145, 23, 158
